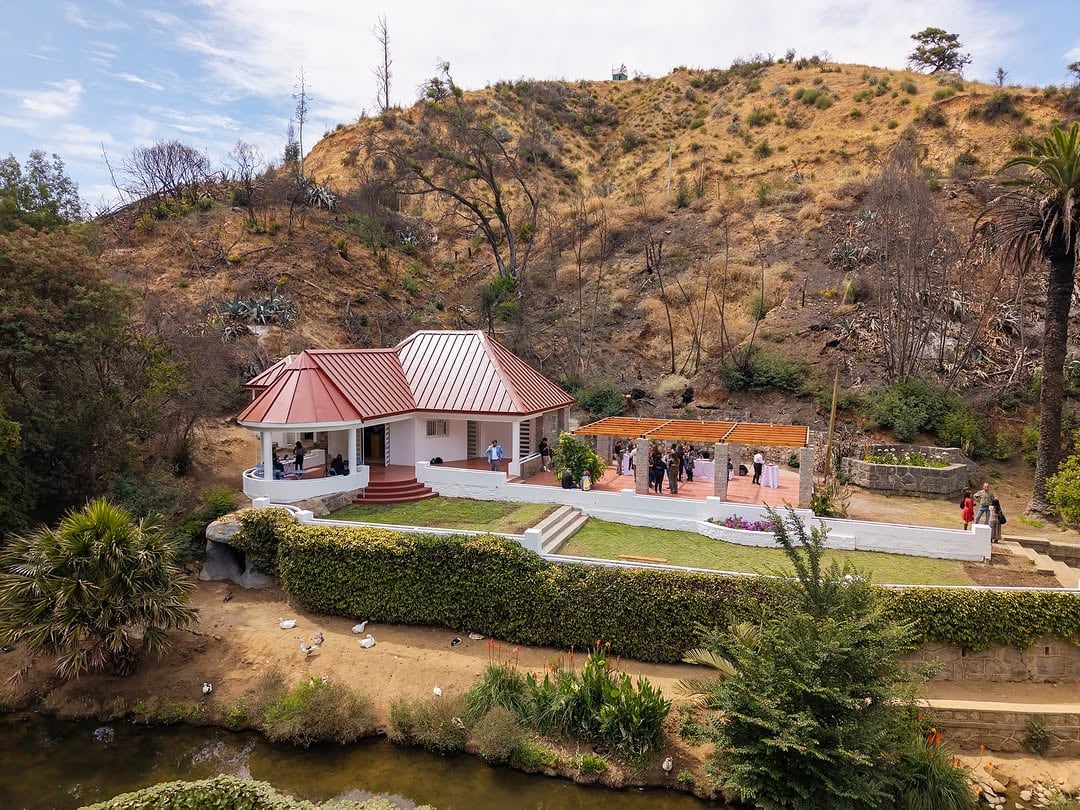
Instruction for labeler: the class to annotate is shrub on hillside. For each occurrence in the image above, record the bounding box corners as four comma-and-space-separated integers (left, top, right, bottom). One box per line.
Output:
260, 677, 374, 747
917, 105, 948, 127
389, 695, 468, 753
864, 379, 982, 451
969, 91, 1022, 121
576, 385, 625, 420
719, 351, 805, 394
472, 706, 527, 763
1047, 454, 1080, 527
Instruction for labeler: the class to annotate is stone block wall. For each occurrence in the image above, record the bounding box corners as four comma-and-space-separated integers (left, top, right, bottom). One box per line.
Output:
841, 443, 976, 498
932, 705, 1080, 756
903, 638, 1080, 683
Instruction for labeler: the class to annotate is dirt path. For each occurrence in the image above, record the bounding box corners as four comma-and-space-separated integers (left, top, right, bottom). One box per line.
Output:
3, 582, 697, 727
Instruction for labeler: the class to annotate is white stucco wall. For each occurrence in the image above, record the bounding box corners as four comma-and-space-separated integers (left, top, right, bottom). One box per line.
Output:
413, 462, 991, 562
477, 420, 513, 458
414, 417, 468, 463
326, 429, 349, 463
388, 418, 417, 465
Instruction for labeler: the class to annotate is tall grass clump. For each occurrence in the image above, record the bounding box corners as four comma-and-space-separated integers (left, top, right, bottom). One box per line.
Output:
260, 677, 374, 747
389, 695, 468, 753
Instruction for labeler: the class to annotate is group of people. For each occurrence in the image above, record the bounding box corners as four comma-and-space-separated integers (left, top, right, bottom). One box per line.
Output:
638, 443, 699, 495
960, 482, 1006, 542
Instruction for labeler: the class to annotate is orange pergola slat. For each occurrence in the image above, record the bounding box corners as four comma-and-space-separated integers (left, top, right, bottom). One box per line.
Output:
571, 417, 671, 437
646, 420, 735, 443
573, 417, 809, 447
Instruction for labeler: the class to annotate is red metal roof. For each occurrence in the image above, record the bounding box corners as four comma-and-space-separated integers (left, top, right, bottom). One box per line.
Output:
238, 330, 574, 426
237, 352, 363, 425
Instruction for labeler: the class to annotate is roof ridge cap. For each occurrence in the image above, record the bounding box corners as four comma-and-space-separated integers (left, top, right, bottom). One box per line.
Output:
479, 332, 525, 413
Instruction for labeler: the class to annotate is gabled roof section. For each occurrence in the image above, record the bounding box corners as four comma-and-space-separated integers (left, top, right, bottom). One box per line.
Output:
238, 352, 362, 426
238, 330, 574, 426
397, 331, 574, 416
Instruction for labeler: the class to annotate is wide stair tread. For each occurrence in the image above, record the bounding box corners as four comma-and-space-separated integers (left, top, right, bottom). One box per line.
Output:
353, 477, 436, 504
539, 507, 588, 555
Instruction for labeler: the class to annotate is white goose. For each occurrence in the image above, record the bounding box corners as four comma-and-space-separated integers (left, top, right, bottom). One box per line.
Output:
357, 634, 376, 649
202, 682, 213, 695
299, 641, 318, 657
351, 621, 368, 634
278, 618, 297, 630
662, 757, 673, 773
311, 632, 324, 647
432, 686, 443, 698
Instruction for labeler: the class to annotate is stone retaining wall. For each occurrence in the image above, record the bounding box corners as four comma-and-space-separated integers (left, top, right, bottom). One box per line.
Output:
842, 443, 976, 498
904, 637, 1080, 683
931, 704, 1080, 756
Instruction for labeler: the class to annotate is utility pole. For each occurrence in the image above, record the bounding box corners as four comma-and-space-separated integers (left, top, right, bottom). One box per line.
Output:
823, 367, 840, 483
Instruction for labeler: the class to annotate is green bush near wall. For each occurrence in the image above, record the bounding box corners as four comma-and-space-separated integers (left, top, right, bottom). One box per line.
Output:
237, 510, 1080, 663
81, 775, 429, 809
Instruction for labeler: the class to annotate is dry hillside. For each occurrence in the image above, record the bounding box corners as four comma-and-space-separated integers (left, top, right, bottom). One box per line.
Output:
103, 58, 1079, 427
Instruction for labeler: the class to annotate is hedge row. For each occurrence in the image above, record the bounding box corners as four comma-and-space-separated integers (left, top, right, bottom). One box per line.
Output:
82, 775, 426, 810
239, 510, 1080, 663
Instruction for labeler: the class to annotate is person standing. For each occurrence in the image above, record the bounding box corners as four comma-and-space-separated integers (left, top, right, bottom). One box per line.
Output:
974, 482, 994, 524
686, 447, 697, 482
674, 444, 686, 482
752, 449, 764, 485
293, 440, 305, 472
990, 498, 1006, 543
651, 449, 667, 494
960, 489, 975, 530
538, 437, 552, 472
665, 450, 679, 495
614, 442, 624, 476
486, 440, 501, 472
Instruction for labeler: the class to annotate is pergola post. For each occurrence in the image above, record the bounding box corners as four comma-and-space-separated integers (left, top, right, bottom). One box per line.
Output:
712, 443, 728, 500
597, 434, 613, 466
347, 427, 358, 476
634, 438, 649, 494
261, 431, 273, 480
798, 445, 815, 508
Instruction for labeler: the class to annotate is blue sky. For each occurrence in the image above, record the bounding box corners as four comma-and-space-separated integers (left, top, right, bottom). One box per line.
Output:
1, 0, 1077, 210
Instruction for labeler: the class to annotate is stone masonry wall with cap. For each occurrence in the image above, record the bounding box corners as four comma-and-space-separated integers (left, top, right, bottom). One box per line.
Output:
904, 637, 1080, 683
841, 443, 976, 498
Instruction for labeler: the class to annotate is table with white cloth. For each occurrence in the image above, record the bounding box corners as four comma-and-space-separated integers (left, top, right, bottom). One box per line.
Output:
693, 459, 715, 480
762, 463, 780, 489
282, 448, 326, 475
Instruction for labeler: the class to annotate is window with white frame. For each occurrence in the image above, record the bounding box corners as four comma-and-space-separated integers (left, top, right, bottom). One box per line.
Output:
426, 419, 448, 437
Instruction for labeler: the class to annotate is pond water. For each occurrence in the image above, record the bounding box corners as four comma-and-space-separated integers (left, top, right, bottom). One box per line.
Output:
0, 713, 722, 810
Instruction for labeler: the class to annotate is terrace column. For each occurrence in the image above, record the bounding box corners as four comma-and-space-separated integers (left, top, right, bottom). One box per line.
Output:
798, 446, 815, 508
712, 443, 729, 501
510, 419, 522, 476
597, 435, 613, 465
261, 431, 273, 480
347, 427, 357, 476
634, 438, 650, 495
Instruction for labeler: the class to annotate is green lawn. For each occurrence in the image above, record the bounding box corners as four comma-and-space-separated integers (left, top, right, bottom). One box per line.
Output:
558, 520, 974, 586
330, 498, 556, 534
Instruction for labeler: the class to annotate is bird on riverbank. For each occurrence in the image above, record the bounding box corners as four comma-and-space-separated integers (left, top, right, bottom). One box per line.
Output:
662, 757, 673, 773
312, 632, 324, 647
432, 687, 443, 698
202, 682, 213, 695
278, 618, 297, 630
222, 590, 232, 603
351, 621, 368, 634
299, 641, 318, 657
357, 634, 376, 649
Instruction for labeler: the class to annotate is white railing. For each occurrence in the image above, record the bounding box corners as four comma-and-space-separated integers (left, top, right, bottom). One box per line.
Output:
242, 465, 369, 503
413, 461, 991, 562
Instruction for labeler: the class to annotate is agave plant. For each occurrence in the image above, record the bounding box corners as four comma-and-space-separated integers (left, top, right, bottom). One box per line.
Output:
0, 499, 199, 679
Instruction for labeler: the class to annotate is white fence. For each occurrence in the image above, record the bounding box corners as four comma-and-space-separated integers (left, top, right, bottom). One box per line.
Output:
414, 461, 990, 562
242, 465, 369, 503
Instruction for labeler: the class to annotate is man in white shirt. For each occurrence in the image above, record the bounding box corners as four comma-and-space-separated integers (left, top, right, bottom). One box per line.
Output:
752, 450, 765, 485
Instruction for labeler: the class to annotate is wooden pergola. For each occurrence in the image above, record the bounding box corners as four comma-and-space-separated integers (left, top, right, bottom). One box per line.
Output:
573, 416, 809, 448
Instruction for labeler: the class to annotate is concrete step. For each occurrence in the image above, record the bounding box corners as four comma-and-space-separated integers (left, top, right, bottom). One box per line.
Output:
353, 478, 436, 504
1000, 541, 1062, 582
534, 505, 573, 534
541, 509, 588, 554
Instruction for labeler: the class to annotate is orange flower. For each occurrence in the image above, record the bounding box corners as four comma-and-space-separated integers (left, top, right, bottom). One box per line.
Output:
978, 743, 985, 753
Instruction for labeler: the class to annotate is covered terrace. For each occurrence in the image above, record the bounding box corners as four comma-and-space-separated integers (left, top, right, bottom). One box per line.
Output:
546, 416, 815, 507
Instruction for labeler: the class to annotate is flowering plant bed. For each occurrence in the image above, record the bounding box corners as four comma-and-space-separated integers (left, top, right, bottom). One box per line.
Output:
718, 515, 775, 532
863, 449, 950, 468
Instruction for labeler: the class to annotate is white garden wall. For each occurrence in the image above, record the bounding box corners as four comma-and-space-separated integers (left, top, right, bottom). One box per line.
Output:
414, 462, 990, 561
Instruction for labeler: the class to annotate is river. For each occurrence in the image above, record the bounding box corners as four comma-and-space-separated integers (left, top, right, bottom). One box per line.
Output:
0, 714, 721, 810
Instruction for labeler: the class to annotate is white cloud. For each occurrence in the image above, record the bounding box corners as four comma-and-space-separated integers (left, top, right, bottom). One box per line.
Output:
111, 72, 165, 91
163, 0, 1018, 123
1066, 46, 1080, 64
64, 2, 128, 31
15, 79, 84, 119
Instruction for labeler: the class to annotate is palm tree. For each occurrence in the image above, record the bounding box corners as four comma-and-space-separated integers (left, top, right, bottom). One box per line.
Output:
0, 499, 198, 679
984, 124, 1080, 514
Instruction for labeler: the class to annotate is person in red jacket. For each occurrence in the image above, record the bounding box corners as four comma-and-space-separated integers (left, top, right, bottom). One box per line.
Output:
960, 489, 975, 530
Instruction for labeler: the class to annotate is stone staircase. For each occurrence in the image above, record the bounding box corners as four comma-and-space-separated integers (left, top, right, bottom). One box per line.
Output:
353, 478, 435, 505
536, 505, 588, 554
1000, 540, 1080, 588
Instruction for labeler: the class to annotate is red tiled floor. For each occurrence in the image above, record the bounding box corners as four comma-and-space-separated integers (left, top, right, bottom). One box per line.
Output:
519, 464, 800, 505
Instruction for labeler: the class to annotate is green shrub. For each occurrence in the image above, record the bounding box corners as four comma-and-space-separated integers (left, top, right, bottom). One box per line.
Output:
471, 706, 527, 763
969, 91, 1022, 121
510, 740, 563, 769
900, 79, 919, 95
887, 119, 899, 129
1024, 716, 1052, 755
865, 379, 981, 450
551, 433, 606, 486
1047, 454, 1080, 527
720, 351, 805, 394
260, 678, 374, 747
676, 769, 696, 789
918, 106, 948, 127
233, 507, 293, 577
82, 776, 425, 809
576, 384, 625, 420
388, 695, 467, 753
248, 512, 1080, 662
848, 107, 863, 119
621, 128, 647, 151
894, 728, 977, 809
753, 141, 772, 159
746, 106, 774, 127
464, 663, 529, 721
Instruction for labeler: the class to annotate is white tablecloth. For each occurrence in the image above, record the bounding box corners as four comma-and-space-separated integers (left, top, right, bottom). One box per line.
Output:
283, 448, 325, 473
693, 459, 714, 480
762, 463, 780, 489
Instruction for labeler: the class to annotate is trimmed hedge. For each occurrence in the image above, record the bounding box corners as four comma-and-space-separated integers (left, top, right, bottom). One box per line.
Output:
81, 775, 427, 809
238, 510, 1080, 663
